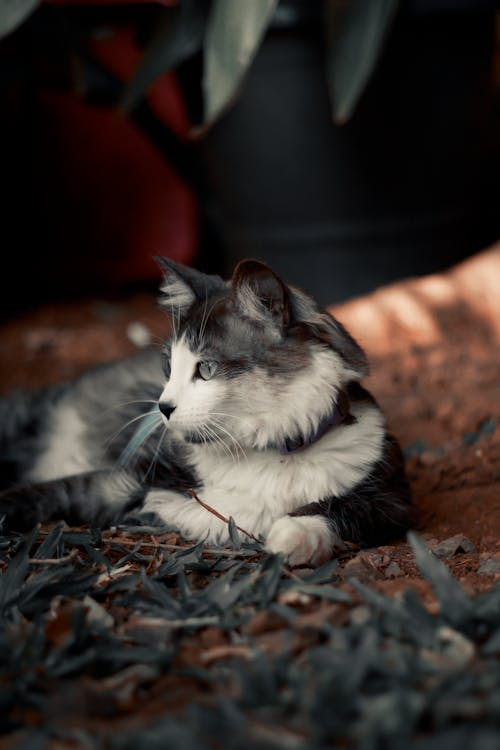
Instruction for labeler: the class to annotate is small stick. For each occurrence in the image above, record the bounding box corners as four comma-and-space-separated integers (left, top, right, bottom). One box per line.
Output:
187, 489, 302, 581
29, 550, 78, 565
187, 488, 260, 543
105, 538, 259, 558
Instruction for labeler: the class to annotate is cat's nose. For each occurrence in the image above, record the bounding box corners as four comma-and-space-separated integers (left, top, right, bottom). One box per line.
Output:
159, 401, 176, 420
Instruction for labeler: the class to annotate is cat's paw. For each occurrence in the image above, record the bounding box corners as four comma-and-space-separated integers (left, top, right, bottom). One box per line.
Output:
266, 515, 340, 566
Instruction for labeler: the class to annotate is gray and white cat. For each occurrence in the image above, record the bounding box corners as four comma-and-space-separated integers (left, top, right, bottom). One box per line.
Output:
0, 259, 412, 565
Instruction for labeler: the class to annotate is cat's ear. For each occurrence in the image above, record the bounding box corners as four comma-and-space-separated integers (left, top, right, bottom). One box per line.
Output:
155, 257, 225, 313
290, 288, 369, 379
231, 260, 290, 331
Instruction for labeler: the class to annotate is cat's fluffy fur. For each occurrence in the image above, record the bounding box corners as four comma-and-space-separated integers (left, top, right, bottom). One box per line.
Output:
0, 259, 412, 565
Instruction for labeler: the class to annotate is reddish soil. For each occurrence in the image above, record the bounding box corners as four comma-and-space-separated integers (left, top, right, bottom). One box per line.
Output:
1, 244, 499, 600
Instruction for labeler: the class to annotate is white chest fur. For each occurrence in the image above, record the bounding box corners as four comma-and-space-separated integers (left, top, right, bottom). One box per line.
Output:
143, 400, 384, 544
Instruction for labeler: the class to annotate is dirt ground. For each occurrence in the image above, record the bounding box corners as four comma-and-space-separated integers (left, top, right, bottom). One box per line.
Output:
1, 244, 499, 604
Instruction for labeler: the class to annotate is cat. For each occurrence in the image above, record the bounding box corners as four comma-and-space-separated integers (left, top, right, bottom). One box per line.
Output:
0, 258, 412, 565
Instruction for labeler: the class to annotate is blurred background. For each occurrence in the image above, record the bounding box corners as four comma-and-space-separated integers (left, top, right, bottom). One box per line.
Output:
0, 0, 499, 319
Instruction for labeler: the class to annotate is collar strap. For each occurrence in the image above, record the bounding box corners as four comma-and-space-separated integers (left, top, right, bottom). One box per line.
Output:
279, 389, 355, 456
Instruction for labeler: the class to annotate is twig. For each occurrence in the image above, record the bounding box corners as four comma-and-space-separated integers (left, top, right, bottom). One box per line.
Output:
187, 488, 260, 543
105, 538, 258, 559
29, 550, 78, 565
124, 615, 221, 631
200, 644, 253, 665
186, 490, 306, 581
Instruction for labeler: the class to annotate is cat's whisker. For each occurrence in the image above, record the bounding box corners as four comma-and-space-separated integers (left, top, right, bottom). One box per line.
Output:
150, 335, 170, 348
143, 425, 168, 482
88, 399, 160, 427
208, 419, 246, 464
175, 297, 182, 342
199, 424, 223, 455
209, 411, 254, 435
204, 423, 238, 465
104, 408, 161, 448
202, 423, 232, 459
102, 399, 159, 416
208, 416, 243, 454
197, 289, 210, 346
198, 298, 221, 345
117, 414, 163, 470
166, 301, 180, 344
197, 424, 232, 463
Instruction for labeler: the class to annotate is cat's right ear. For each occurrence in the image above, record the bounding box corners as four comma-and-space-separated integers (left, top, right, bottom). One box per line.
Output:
155, 257, 225, 313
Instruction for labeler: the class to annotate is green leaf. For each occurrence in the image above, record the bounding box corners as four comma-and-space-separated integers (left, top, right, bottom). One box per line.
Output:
324, 0, 398, 124
202, 0, 277, 128
0, 0, 41, 39
120, 1, 207, 114
228, 516, 241, 550
408, 531, 473, 628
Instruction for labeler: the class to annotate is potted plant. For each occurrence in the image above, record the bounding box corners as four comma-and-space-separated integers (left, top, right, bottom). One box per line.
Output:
123, 0, 500, 302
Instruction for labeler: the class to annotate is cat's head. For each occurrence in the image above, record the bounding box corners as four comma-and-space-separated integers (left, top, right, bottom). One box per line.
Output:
155, 257, 368, 450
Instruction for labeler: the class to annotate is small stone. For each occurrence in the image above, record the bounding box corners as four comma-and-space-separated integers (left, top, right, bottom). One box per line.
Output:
478, 557, 500, 575
437, 625, 475, 667
343, 556, 368, 578
428, 534, 476, 559
361, 551, 384, 567
384, 561, 403, 578
343, 552, 383, 580
278, 590, 312, 606
350, 605, 372, 626
82, 595, 114, 628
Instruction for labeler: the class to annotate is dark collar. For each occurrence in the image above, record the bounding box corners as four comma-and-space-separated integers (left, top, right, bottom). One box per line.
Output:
279, 389, 355, 456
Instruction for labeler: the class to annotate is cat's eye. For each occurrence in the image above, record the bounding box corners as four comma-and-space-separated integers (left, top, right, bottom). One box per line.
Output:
196, 360, 217, 380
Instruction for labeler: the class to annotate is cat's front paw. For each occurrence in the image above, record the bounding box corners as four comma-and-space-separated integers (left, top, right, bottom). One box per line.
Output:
266, 515, 340, 566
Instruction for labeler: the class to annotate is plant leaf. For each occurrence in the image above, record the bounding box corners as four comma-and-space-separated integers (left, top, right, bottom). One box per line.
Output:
33, 523, 64, 560
202, 0, 277, 128
0, 538, 29, 612
324, 0, 398, 124
408, 531, 473, 628
0, 0, 41, 39
228, 516, 241, 550
120, 1, 207, 114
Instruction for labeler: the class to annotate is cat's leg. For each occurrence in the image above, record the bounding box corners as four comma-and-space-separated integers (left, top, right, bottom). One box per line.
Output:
0, 470, 145, 530
137, 488, 219, 542
267, 436, 413, 565
266, 486, 413, 566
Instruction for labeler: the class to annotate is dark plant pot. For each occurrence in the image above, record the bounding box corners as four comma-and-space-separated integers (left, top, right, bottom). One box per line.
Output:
194, 4, 498, 304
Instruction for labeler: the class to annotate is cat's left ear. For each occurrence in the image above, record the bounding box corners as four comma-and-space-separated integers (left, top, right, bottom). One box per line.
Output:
231, 260, 290, 331
155, 257, 225, 313
289, 288, 369, 379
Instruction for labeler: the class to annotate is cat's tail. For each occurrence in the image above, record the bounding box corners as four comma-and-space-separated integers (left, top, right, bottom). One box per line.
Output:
0, 386, 64, 490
